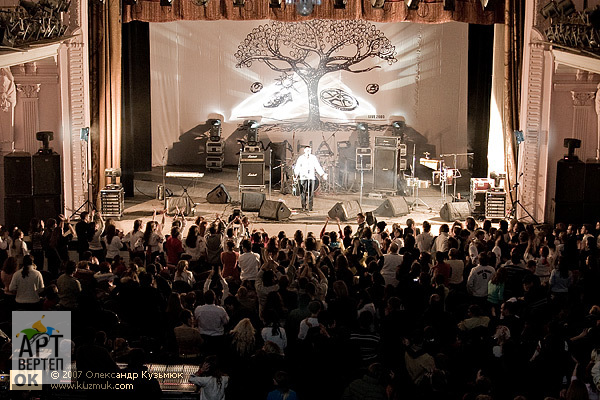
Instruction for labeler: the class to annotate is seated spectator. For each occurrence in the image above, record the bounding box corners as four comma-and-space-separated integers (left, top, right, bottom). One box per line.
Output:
268, 371, 298, 400
342, 363, 389, 400
174, 260, 196, 287
458, 304, 490, 331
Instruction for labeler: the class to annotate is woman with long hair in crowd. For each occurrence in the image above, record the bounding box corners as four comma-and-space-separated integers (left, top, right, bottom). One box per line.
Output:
174, 260, 196, 287
143, 211, 165, 265
9, 228, 28, 266
124, 219, 145, 261
184, 224, 205, 271
189, 355, 228, 400
104, 223, 123, 264
9, 255, 44, 310
29, 218, 45, 270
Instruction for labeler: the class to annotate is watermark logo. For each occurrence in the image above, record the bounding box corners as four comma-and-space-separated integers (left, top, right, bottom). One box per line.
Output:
11, 312, 71, 389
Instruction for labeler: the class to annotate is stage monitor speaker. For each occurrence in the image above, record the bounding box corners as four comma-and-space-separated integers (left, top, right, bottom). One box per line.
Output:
554, 201, 583, 225
32, 153, 61, 195
373, 147, 398, 191
439, 201, 471, 222
585, 162, 600, 203
4, 196, 33, 230
240, 162, 265, 186
374, 197, 409, 217
33, 195, 62, 222
4, 152, 32, 197
241, 192, 265, 212
166, 196, 192, 215
259, 200, 291, 221
206, 184, 231, 204
555, 160, 585, 203
328, 200, 362, 221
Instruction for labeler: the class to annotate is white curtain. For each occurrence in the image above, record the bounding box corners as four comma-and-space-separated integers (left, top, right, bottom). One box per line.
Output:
150, 20, 470, 167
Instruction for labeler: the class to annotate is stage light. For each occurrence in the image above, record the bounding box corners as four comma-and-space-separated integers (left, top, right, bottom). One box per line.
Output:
563, 137, 581, 161
285, 0, 320, 15
296, 0, 313, 16
556, 0, 575, 16
333, 0, 346, 9
245, 120, 259, 144
357, 123, 370, 147
540, 1, 558, 19
443, 0, 454, 11
160, 0, 172, 6
371, 0, 384, 9
391, 120, 406, 137
233, 0, 244, 6
36, 131, 54, 154
269, 0, 281, 7
406, 0, 418, 10
209, 119, 221, 139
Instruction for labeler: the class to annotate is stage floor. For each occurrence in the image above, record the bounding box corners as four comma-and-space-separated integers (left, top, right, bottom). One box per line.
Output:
110, 166, 472, 237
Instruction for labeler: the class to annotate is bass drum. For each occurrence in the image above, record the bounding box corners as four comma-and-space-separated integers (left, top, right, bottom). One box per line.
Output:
292, 177, 321, 196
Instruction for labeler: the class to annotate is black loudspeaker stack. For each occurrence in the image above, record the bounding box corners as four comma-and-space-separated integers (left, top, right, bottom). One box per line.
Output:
4, 152, 62, 229
555, 160, 600, 224
259, 200, 291, 221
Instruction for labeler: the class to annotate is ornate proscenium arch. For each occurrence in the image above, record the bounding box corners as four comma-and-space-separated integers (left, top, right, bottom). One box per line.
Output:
235, 20, 397, 127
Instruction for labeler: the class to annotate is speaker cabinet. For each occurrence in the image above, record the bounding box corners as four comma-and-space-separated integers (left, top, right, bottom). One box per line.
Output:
555, 160, 585, 203
555, 201, 583, 225
240, 162, 265, 186
374, 197, 409, 217
585, 162, 600, 203
439, 202, 471, 222
4, 152, 32, 196
33, 195, 62, 222
206, 184, 231, 204
328, 200, 362, 221
241, 192, 265, 212
259, 200, 291, 221
373, 147, 398, 191
471, 191, 486, 216
32, 153, 61, 195
4, 197, 33, 230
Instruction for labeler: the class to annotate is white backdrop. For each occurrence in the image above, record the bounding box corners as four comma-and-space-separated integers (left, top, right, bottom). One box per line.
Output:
150, 20, 469, 166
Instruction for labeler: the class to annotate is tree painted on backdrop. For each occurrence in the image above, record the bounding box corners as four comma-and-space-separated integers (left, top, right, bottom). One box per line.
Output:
235, 20, 397, 127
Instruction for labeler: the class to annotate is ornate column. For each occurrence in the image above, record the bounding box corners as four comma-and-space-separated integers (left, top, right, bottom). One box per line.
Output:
15, 83, 41, 154
571, 91, 596, 159
595, 83, 600, 160
0, 68, 16, 154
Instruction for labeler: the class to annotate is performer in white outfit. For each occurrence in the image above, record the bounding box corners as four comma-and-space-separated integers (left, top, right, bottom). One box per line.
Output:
293, 146, 328, 211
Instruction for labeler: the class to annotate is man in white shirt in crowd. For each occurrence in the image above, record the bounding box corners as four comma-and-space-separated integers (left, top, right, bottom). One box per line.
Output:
379, 242, 403, 287
415, 221, 434, 253
194, 290, 229, 352
293, 146, 328, 211
447, 248, 465, 287
238, 239, 260, 287
467, 252, 496, 301
431, 224, 450, 255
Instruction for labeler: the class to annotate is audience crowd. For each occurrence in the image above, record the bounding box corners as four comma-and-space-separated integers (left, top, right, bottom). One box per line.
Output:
1, 209, 600, 400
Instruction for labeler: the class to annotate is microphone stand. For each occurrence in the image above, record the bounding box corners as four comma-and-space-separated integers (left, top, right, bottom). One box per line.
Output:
162, 147, 168, 210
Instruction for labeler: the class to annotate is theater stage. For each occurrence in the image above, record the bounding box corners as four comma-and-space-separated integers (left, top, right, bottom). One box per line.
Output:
98, 165, 474, 238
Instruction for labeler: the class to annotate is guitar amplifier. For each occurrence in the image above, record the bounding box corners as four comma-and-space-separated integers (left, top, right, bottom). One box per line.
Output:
374, 136, 399, 147
471, 191, 486, 216
356, 148, 372, 171
240, 152, 264, 162
240, 161, 265, 186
